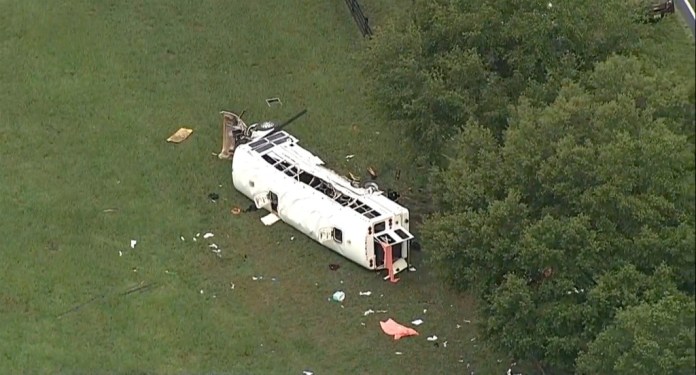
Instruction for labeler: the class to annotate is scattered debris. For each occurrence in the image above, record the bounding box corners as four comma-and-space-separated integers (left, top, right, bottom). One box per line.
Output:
427, 335, 438, 341
386, 189, 400, 202
329, 264, 340, 271
302, 371, 313, 375
408, 266, 417, 272
203, 232, 214, 239
208, 193, 219, 201
200, 289, 204, 294
166, 127, 193, 143
380, 318, 419, 340
456, 324, 461, 329
463, 319, 471, 323
345, 154, 355, 160
443, 341, 448, 348
130, 240, 137, 249
290, 236, 295, 241
231, 206, 241, 215
230, 283, 235, 290
423, 309, 428, 314
252, 276, 263, 281
411, 319, 424, 326
331, 291, 345, 302
261, 213, 281, 226
103, 208, 117, 213
363, 309, 375, 316
209, 244, 218, 249
196, 233, 201, 238
395, 169, 401, 180
367, 166, 378, 179
265, 97, 282, 107
118, 251, 123, 257
359, 291, 372, 296
180, 236, 185, 241
395, 351, 403, 355
348, 171, 360, 183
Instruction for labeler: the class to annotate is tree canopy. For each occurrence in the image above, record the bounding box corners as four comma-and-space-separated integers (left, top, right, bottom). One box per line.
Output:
420, 55, 695, 372
362, 0, 649, 157
362, 1, 695, 373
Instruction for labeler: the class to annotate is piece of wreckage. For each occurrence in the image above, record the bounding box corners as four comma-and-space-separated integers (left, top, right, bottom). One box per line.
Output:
218, 109, 414, 279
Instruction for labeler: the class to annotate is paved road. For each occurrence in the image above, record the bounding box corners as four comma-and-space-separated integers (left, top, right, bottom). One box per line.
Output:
675, 0, 696, 37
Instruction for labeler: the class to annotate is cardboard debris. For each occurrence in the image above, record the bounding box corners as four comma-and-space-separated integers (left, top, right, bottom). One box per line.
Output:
166, 127, 194, 143
261, 213, 281, 226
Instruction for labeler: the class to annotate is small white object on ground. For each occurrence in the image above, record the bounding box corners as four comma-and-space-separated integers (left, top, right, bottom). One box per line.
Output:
302, 371, 314, 375
345, 154, 355, 159
395, 351, 403, 355
252, 276, 263, 281
200, 289, 204, 294
196, 233, 200, 238
180, 236, 185, 241
411, 319, 424, 326
332, 291, 345, 302
408, 266, 416, 272
130, 240, 137, 249
427, 335, 438, 341
463, 319, 471, 323
423, 309, 427, 314
359, 291, 372, 296
261, 213, 281, 226
203, 232, 214, 239
363, 309, 375, 316
443, 341, 448, 348
209, 244, 218, 249
118, 251, 123, 257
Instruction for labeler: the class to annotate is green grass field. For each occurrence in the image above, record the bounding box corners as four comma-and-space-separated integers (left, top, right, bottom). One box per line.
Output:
0, 1, 505, 374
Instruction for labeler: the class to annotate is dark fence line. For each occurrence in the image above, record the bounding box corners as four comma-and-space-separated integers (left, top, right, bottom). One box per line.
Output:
344, 0, 373, 37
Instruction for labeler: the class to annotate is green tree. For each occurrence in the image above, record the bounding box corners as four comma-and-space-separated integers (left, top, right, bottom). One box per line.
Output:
361, 0, 646, 156
421, 55, 695, 372
576, 294, 696, 375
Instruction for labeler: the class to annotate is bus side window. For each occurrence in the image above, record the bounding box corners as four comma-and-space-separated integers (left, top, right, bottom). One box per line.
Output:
333, 228, 343, 244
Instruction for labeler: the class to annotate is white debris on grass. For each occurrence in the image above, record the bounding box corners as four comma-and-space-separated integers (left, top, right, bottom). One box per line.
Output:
359, 291, 372, 296
130, 240, 137, 249
209, 244, 218, 249
119, 251, 123, 257
252, 276, 263, 281
427, 335, 438, 341
411, 319, 424, 326
395, 351, 403, 355
443, 341, 448, 348
408, 266, 416, 272
203, 232, 214, 239
345, 154, 355, 159
180, 236, 185, 241
363, 309, 375, 316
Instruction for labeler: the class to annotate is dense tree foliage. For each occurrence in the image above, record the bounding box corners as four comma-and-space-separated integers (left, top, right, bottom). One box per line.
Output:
420, 55, 695, 373
576, 294, 695, 375
362, 1, 695, 373
362, 0, 647, 156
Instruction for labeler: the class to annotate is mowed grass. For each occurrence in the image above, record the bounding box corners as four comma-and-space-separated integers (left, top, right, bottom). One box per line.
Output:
0, 1, 505, 374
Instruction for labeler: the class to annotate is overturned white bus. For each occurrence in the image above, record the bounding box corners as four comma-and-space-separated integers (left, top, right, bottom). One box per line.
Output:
218, 110, 414, 277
